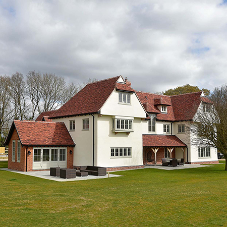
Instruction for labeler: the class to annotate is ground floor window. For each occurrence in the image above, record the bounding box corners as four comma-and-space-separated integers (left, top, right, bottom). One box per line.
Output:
17, 141, 21, 162
33, 148, 67, 162
12, 140, 15, 162
198, 147, 210, 158
111, 147, 132, 158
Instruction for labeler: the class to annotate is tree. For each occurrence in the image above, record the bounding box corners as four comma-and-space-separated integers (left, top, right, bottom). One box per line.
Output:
0, 75, 11, 146
195, 85, 227, 170
164, 84, 210, 96
10, 72, 29, 120
39, 73, 66, 113
26, 71, 42, 120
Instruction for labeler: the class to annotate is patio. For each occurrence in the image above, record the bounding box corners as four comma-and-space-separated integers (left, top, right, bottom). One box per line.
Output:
0, 168, 121, 182
145, 164, 211, 170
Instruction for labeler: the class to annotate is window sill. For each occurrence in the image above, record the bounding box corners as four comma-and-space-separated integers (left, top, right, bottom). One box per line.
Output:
118, 102, 131, 105
110, 156, 132, 159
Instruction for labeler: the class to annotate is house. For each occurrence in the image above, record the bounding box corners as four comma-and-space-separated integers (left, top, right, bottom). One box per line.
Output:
5, 76, 218, 171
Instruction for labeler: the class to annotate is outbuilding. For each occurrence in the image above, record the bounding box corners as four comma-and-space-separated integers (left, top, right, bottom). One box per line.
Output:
5, 120, 75, 171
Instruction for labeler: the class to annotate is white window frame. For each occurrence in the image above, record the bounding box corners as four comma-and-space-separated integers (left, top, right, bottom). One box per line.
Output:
163, 124, 170, 134
119, 92, 131, 105
148, 114, 156, 132
161, 105, 167, 113
69, 120, 75, 131
12, 140, 15, 162
178, 124, 185, 133
83, 118, 89, 130
110, 147, 132, 158
113, 118, 133, 132
203, 103, 212, 113
17, 140, 21, 163
33, 147, 67, 162
198, 147, 210, 158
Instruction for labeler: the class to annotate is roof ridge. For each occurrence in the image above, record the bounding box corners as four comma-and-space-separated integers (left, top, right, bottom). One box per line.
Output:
170, 91, 202, 97
87, 75, 121, 85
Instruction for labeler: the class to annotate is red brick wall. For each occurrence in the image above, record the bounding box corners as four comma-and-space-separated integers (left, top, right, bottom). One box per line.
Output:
8, 129, 27, 171
143, 147, 176, 165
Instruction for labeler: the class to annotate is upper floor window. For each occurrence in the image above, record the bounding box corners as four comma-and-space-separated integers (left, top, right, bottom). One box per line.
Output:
113, 118, 133, 132
198, 147, 210, 158
203, 103, 212, 113
119, 92, 130, 104
83, 118, 89, 130
163, 124, 170, 133
178, 124, 185, 133
69, 120, 75, 131
148, 114, 156, 132
161, 105, 167, 113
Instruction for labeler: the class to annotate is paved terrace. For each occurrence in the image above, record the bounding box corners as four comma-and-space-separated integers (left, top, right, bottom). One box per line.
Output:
0, 164, 211, 182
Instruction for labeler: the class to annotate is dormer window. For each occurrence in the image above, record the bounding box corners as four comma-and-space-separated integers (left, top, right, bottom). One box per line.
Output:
119, 92, 130, 104
161, 105, 167, 113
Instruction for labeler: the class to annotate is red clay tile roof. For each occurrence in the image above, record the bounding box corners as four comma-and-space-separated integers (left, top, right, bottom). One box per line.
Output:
136, 92, 175, 121
137, 91, 211, 122
115, 83, 135, 92
36, 110, 56, 121
5, 120, 75, 146
50, 76, 135, 119
171, 92, 202, 121
143, 135, 186, 147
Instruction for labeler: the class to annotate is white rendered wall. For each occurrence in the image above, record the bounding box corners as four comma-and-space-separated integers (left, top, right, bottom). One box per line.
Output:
96, 116, 143, 167
52, 115, 95, 166
100, 90, 146, 118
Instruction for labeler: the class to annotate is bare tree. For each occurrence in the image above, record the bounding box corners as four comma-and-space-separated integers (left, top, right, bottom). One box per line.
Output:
195, 85, 227, 170
0, 76, 12, 146
39, 73, 65, 113
61, 82, 79, 104
10, 72, 29, 120
26, 71, 42, 119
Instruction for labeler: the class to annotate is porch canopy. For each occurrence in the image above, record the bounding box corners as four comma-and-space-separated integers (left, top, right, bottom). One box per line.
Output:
143, 135, 187, 164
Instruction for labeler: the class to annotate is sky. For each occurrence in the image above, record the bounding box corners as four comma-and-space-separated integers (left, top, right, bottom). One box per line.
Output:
0, 0, 227, 93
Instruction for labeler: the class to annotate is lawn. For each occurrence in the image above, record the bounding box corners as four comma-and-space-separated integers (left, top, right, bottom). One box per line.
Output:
0, 161, 227, 227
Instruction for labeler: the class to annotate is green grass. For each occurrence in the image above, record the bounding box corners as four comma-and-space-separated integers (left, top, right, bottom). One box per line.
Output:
0, 162, 227, 227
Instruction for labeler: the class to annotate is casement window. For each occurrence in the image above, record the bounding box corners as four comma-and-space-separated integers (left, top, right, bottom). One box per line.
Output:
161, 105, 167, 113
198, 147, 210, 158
164, 148, 170, 158
17, 141, 21, 163
34, 148, 66, 162
51, 149, 58, 161
113, 118, 133, 132
69, 120, 75, 131
43, 149, 50, 161
12, 140, 15, 162
203, 103, 212, 113
119, 92, 131, 104
148, 114, 156, 132
83, 118, 89, 130
111, 147, 132, 158
178, 124, 185, 133
163, 124, 170, 133
34, 149, 41, 162
59, 149, 66, 161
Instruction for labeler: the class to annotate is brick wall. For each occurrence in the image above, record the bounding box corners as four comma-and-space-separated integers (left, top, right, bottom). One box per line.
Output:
8, 129, 27, 171
143, 146, 176, 165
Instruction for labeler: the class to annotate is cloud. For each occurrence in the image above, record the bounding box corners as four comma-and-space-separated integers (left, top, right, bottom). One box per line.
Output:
0, 0, 227, 93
